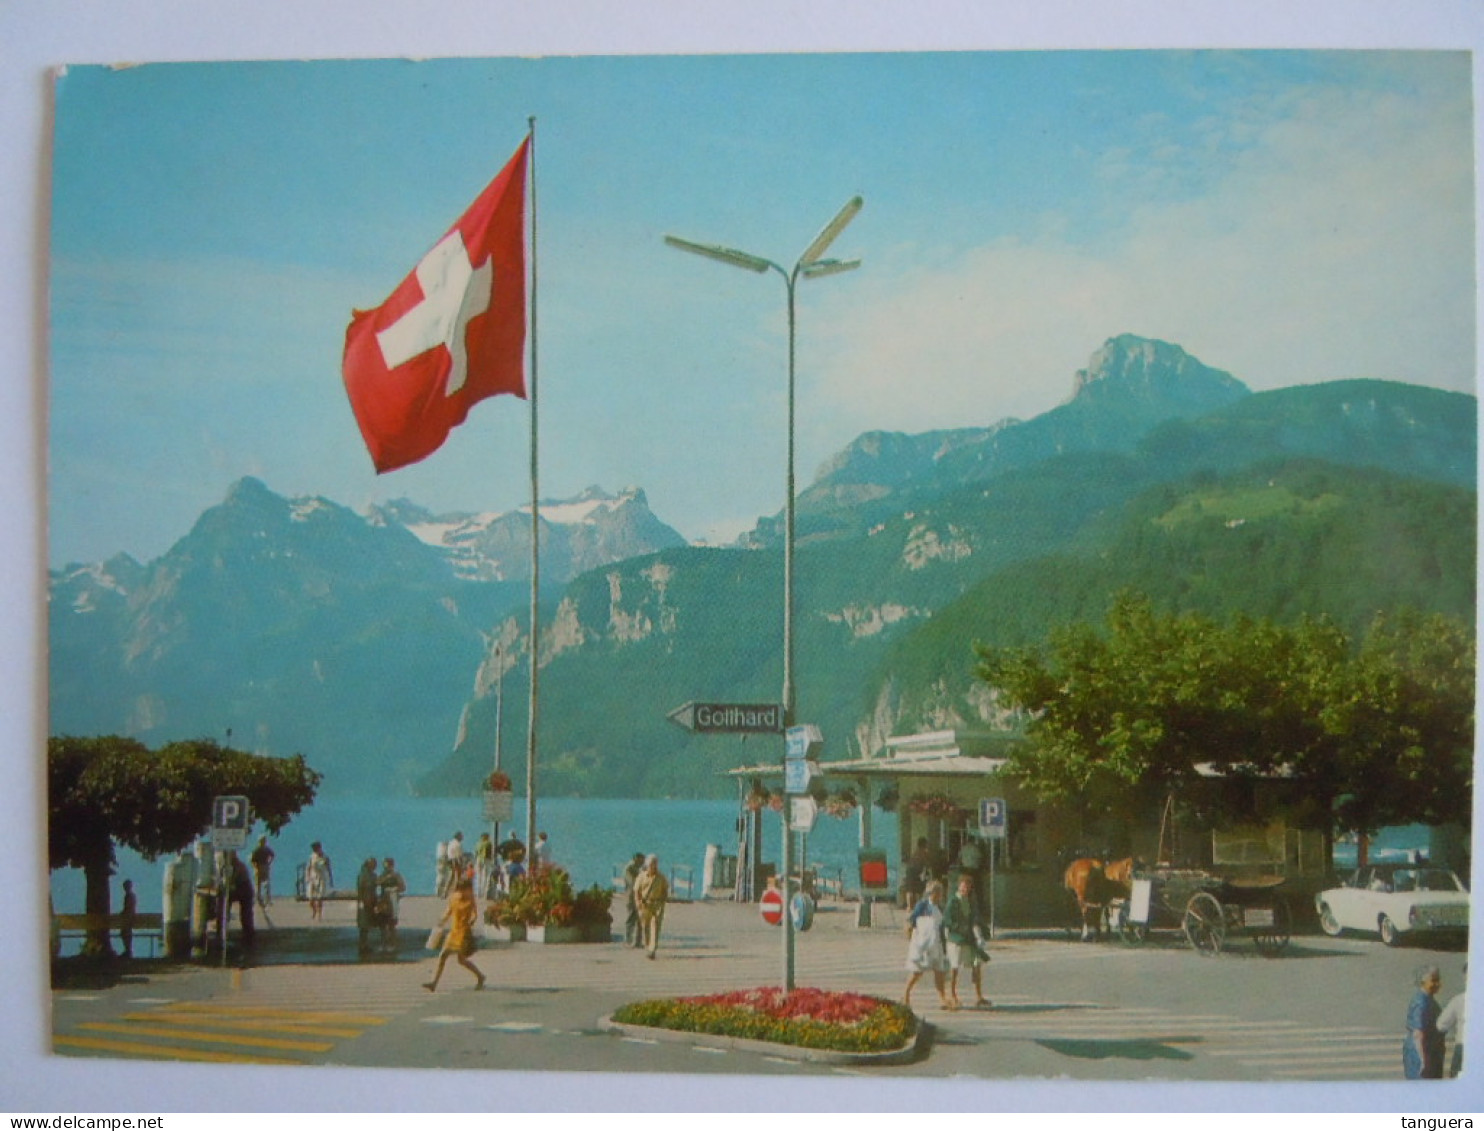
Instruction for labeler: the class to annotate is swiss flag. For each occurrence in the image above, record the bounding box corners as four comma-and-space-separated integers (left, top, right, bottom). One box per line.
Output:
342, 138, 530, 473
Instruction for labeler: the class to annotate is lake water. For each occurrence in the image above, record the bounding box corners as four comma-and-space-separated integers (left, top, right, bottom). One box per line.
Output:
48, 795, 1434, 927
49, 796, 901, 918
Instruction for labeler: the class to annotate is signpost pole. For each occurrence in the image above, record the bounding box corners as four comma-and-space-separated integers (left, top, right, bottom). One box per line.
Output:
210, 795, 251, 966
782, 809, 794, 990
781, 725, 823, 992
979, 797, 1006, 940
989, 836, 997, 940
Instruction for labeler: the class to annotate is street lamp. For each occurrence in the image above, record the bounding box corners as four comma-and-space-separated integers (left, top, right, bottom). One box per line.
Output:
665, 196, 863, 990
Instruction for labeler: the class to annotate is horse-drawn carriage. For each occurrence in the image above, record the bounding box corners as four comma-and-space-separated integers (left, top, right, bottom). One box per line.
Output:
1066, 857, 1293, 956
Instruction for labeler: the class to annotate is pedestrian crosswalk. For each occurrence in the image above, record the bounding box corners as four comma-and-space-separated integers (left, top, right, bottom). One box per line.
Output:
53, 999, 396, 1066
929, 995, 1399, 1080
50, 924, 1413, 1080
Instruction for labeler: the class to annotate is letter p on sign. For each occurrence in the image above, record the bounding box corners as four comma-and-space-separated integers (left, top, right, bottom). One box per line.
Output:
213, 795, 250, 830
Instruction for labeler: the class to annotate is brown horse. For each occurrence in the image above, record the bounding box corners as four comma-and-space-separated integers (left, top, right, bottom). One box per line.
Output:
1064, 857, 1136, 941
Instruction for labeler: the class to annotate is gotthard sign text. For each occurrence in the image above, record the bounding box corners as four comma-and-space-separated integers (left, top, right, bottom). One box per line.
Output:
667, 701, 785, 735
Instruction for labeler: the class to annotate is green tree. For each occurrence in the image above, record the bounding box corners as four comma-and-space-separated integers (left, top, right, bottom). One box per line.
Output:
48, 736, 321, 955
975, 594, 1473, 837
1317, 610, 1475, 833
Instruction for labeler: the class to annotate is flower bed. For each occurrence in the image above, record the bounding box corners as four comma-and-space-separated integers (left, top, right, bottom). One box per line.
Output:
610, 987, 916, 1055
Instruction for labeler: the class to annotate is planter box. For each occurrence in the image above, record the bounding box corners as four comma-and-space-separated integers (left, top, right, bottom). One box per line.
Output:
522, 923, 610, 943
484, 922, 526, 942
526, 924, 583, 944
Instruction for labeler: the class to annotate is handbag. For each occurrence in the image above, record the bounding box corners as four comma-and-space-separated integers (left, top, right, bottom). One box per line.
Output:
425, 925, 447, 951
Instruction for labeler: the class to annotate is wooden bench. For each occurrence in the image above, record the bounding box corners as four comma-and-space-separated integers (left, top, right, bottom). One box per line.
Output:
53, 912, 165, 957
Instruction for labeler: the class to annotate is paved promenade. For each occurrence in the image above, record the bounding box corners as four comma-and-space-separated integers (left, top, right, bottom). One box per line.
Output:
47, 889, 1471, 1105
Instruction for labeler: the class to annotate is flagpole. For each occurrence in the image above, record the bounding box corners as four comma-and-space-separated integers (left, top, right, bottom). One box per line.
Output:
524, 116, 540, 853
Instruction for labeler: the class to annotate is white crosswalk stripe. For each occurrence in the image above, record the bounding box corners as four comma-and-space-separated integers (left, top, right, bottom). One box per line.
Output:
936, 994, 1399, 1080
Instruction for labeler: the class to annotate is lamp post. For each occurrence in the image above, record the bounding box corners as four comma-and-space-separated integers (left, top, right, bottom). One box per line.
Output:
665, 196, 863, 990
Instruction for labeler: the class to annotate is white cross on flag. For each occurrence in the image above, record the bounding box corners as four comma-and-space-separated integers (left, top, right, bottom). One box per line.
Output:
342, 137, 529, 473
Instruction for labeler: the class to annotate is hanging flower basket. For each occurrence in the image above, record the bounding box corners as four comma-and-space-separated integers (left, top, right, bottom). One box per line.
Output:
823, 789, 858, 819
906, 792, 966, 819
874, 784, 899, 813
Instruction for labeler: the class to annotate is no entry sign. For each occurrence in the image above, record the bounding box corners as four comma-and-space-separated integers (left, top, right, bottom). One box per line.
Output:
760, 886, 784, 926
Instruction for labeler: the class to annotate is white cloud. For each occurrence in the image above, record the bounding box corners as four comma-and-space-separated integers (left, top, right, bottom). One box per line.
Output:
800, 69, 1475, 469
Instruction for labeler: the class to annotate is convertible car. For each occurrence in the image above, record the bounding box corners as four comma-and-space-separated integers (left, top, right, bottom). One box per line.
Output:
1315, 864, 1470, 946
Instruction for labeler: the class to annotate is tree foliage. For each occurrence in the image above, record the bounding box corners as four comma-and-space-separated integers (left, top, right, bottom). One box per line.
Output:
975, 593, 1473, 835
48, 735, 321, 950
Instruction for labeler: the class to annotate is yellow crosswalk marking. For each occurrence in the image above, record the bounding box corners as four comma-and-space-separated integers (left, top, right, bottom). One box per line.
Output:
54, 1035, 301, 1065
118, 1012, 364, 1039
78, 1021, 335, 1053
157, 1003, 389, 1026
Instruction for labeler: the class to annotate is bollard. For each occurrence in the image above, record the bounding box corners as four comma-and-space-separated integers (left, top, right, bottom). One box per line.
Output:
163, 851, 196, 958
701, 844, 721, 900
191, 838, 214, 954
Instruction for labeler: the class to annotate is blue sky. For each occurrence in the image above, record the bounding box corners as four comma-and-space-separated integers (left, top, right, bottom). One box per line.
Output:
48, 49, 1475, 565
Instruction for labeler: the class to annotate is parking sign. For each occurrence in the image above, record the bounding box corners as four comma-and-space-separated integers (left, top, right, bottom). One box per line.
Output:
978, 797, 1007, 839
212, 794, 251, 850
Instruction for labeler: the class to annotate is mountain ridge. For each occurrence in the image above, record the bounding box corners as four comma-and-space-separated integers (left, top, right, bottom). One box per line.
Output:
47, 335, 1476, 798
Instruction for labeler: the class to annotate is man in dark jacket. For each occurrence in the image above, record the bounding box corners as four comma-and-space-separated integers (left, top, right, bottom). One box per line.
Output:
943, 873, 990, 1009
356, 858, 380, 956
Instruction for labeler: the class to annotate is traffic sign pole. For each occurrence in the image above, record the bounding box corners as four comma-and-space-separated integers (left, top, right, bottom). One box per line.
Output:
779, 724, 824, 993
781, 758, 793, 991
978, 798, 1006, 939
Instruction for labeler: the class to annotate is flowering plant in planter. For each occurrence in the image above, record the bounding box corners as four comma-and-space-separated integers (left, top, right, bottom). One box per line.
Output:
612, 987, 915, 1054
486, 770, 513, 792
571, 883, 614, 930
485, 868, 612, 929
906, 792, 965, 819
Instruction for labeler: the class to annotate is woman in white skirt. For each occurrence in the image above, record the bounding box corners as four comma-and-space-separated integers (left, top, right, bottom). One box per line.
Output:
903, 879, 951, 1010
305, 842, 333, 922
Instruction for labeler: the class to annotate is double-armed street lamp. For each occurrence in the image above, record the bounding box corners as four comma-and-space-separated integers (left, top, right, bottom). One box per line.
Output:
665, 196, 864, 989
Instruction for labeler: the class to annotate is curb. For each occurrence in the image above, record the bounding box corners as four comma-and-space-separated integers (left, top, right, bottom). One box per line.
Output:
597, 1013, 934, 1066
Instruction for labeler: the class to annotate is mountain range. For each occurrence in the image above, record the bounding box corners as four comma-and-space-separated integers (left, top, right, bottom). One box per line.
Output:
48, 334, 1477, 798
49, 480, 682, 794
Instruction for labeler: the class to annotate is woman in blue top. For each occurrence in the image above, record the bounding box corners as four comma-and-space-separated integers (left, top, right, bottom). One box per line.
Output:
903, 880, 951, 1011
1404, 965, 1446, 1079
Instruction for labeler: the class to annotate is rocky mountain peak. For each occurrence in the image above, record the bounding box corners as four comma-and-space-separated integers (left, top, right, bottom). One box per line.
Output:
1068, 334, 1248, 409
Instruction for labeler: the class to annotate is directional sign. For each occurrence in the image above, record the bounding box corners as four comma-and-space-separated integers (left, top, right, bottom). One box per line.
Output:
482, 789, 514, 822
978, 797, 1008, 840
667, 701, 784, 734
788, 795, 819, 834
784, 759, 820, 796
784, 724, 824, 761
211, 795, 251, 851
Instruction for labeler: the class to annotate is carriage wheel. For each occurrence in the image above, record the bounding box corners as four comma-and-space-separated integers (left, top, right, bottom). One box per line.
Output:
1252, 898, 1292, 956
1182, 891, 1225, 956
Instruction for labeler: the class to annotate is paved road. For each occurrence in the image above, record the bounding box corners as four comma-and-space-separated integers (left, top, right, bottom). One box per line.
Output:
50, 895, 1468, 1084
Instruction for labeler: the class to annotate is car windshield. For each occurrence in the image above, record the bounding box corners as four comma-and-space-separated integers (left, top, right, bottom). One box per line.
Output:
1414, 869, 1464, 893
1349, 867, 1464, 893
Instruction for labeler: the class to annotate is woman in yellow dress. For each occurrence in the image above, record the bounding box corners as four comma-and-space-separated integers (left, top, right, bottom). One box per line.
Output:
424, 875, 485, 991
